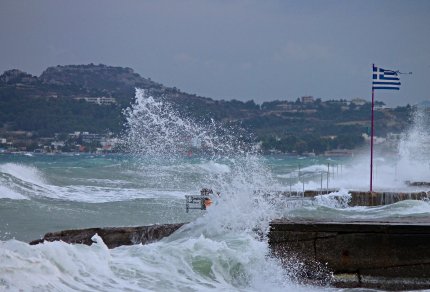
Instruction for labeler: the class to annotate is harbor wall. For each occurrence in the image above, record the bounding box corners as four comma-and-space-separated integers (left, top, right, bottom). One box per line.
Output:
278, 190, 430, 206
269, 219, 430, 290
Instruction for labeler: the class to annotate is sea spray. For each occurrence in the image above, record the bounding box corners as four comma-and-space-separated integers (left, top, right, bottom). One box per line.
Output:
397, 107, 430, 182
120, 89, 285, 229
314, 189, 351, 208
118, 89, 307, 289
323, 107, 430, 191
120, 89, 242, 190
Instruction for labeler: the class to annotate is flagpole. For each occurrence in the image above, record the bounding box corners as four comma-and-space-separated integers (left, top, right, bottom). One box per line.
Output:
370, 64, 375, 192
369, 64, 403, 191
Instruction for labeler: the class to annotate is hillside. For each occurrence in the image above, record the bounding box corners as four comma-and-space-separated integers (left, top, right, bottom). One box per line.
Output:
0, 64, 413, 154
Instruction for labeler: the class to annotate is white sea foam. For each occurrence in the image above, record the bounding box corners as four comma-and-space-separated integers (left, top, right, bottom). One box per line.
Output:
0, 231, 319, 292
0, 185, 28, 200
0, 163, 48, 200
45, 185, 188, 203
314, 189, 351, 209
0, 161, 192, 203
344, 200, 430, 218
0, 163, 46, 186
300, 164, 328, 173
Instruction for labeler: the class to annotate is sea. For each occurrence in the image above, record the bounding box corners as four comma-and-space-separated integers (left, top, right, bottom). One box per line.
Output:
1, 89, 429, 291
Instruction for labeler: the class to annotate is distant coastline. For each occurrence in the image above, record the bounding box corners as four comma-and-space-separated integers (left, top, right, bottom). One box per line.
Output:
0, 64, 416, 156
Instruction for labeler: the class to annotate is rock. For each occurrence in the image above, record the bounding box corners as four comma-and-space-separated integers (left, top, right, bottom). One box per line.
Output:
29, 223, 186, 249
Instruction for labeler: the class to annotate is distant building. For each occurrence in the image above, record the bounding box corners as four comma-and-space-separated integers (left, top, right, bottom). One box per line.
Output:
322, 135, 337, 140
276, 102, 294, 110
324, 149, 354, 157
81, 133, 104, 144
362, 133, 386, 144
51, 141, 65, 148
302, 109, 317, 114
350, 98, 367, 106
74, 96, 117, 105
100, 138, 119, 150
375, 104, 390, 110
301, 96, 314, 103
326, 99, 347, 105
68, 132, 81, 138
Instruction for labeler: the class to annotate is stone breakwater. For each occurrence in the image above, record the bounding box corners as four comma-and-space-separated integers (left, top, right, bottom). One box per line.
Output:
269, 218, 430, 290
278, 190, 430, 206
28, 190, 430, 290
30, 223, 186, 249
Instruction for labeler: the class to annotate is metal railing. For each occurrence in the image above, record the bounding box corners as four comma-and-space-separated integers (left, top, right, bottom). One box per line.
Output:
281, 162, 343, 196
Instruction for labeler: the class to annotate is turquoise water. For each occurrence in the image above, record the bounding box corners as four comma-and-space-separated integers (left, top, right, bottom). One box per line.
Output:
0, 153, 340, 241
0, 153, 199, 241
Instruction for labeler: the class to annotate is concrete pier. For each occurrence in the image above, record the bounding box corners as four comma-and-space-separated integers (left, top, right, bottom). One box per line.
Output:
30, 223, 186, 249
278, 190, 430, 206
345, 191, 430, 206
269, 218, 430, 290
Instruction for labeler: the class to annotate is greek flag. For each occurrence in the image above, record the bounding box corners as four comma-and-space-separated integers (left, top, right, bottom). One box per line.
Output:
372, 65, 401, 90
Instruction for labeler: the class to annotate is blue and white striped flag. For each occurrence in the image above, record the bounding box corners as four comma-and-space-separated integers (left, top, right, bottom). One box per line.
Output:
372, 65, 401, 90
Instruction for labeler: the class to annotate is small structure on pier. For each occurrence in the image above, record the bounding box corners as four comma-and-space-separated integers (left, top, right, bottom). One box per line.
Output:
185, 188, 216, 212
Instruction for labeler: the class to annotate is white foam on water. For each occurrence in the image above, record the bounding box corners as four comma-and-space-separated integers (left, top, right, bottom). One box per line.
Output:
344, 199, 430, 218
0, 232, 321, 292
0, 163, 46, 186
0, 161, 192, 203
314, 189, 352, 209
0, 185, 28, 200
45, 185, 188, 203
0, 237, 142, 291
300, 164, 328, 173
0, 163, 49, 200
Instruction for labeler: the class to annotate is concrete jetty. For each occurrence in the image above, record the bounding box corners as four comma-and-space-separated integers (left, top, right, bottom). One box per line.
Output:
278, 190, 430, 206
269, 218, 430, 290
29, 189, 430, 290
30, 223, 186, 249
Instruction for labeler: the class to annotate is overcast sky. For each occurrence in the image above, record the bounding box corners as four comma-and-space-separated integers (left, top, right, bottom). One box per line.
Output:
1, 0, 429, 106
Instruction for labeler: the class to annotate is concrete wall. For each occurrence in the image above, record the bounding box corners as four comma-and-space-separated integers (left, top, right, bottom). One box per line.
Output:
279, 190, 430, 207
269, 219, 430, 290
